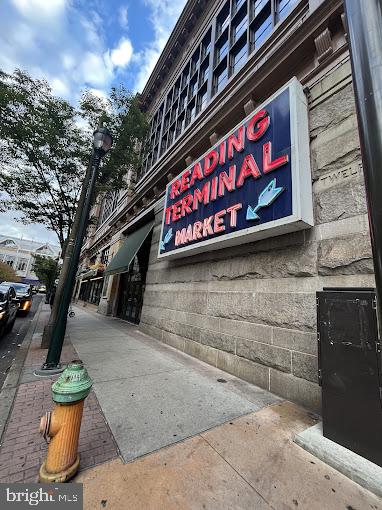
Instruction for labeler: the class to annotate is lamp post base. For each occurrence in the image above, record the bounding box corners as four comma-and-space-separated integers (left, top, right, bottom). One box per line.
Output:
34, 364, 65, 377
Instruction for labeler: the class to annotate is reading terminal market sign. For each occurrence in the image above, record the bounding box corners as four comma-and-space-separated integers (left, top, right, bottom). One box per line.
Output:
158, 78, 313, 259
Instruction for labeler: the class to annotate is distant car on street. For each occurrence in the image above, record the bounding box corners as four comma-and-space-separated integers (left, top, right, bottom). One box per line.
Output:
0, 284, 18, 338
38, 285, 47, 294
1, 282, 33, 315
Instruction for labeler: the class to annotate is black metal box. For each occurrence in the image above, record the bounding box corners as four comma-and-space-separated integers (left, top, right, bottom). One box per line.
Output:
317, 288, 382, 466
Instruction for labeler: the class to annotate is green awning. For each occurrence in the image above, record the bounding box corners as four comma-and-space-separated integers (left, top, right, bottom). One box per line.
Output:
104, 220, 154, 276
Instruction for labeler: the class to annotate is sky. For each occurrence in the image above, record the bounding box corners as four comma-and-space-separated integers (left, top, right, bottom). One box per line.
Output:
0, 0, 188, 244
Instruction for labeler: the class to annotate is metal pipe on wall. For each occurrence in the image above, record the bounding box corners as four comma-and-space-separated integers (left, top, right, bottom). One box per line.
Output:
343, 0, 382, 335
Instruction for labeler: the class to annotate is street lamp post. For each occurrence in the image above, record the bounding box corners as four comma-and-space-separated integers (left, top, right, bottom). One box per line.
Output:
35, 126, 113, 374
343, 0, 382, 332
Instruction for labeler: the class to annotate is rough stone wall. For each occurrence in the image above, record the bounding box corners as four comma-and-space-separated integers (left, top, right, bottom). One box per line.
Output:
139, 61, 375, 413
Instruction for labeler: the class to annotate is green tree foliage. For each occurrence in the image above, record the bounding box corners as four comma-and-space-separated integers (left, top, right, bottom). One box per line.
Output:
32, 254, 59, 290
0, 261, 20, 283
0, 70, 148, 249
79, 85, 149, 191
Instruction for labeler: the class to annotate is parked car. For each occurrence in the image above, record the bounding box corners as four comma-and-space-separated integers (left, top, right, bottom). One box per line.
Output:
1, 282, 33, 315
38, 285, 46, 294
0, 284, 18, 338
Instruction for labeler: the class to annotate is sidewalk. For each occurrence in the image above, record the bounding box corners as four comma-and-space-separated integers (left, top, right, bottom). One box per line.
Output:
0, 304, 381, 510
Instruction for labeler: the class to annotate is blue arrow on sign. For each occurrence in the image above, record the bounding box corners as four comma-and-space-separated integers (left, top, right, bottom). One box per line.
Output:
246, 178, 285, 221
160, 228, 173, 251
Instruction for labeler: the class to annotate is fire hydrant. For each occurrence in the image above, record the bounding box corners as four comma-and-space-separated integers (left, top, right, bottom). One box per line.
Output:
39, 360, 93, 483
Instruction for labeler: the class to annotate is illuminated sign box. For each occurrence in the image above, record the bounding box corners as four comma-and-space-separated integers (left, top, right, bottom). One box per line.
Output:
158, 78, 313, 259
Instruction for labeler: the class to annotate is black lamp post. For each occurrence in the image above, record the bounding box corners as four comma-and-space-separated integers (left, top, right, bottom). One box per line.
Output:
36, 126, 113, 374
343, 0, 382, 333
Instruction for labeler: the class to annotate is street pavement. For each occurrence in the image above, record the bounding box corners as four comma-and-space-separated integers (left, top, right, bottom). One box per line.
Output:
0, 293, 43, 390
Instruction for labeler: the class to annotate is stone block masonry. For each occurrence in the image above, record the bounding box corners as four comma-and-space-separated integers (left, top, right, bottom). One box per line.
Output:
139, 61, 375, 413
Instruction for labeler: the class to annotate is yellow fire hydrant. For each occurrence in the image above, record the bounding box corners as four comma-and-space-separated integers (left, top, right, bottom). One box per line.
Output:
39, 360, 93, 483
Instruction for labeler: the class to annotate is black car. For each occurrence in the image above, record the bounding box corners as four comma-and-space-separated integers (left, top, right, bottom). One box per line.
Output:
0, 284, 18, 338
2, 282, 33, 315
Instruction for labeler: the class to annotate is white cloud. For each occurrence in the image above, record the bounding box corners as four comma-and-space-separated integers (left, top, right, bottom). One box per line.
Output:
80, 51, 114, 88
134, 0, 187, 92
11, 0, 65, 19
119, 6, 128, 29
50, 76, 70, 97
110, 37, 133, 68
0, 211, 58, 244
0, 1, 135, 102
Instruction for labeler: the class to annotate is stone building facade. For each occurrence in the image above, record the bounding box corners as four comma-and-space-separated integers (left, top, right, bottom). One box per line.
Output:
80, 0, 374, 413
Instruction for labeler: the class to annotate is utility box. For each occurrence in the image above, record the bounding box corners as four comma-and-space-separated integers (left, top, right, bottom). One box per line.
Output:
317, 288, 382, 467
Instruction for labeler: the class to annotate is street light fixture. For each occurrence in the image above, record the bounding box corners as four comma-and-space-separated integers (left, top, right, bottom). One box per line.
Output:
35, 125, 113, 375
93, 126, 113, 154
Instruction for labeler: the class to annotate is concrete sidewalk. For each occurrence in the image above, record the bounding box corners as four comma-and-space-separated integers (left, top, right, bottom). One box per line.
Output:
67, 306, 283, 462
68, 306, 381, 510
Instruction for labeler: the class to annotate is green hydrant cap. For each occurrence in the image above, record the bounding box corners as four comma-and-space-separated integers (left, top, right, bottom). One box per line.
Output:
51, 360, 93, 403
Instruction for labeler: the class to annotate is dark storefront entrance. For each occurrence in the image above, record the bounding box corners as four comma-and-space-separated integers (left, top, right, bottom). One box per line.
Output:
104, 220, 154, 325
116, 229, 152, 324
79, 277, 103, 305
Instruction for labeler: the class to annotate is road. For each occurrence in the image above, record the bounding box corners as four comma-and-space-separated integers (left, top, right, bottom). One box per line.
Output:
0, 294, 43, 390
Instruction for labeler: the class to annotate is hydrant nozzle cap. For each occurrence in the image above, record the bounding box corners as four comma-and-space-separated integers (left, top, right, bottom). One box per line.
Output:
51, 360, 93, 403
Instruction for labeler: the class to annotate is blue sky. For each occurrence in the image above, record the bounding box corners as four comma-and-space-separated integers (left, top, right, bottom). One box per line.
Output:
0, 0, 187, 243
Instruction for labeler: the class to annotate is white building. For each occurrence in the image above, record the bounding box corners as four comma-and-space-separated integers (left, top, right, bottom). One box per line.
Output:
0, 234, 60, 284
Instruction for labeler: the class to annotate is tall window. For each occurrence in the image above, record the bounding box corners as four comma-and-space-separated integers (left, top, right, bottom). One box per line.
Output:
101, 247, 110, 265
17, 258, 28, 271
98, 190, 120, 227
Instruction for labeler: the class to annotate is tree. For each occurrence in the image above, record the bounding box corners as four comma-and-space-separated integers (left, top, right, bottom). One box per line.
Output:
79, 85, 148, 192
0, 70, 89, 249
0, 262, 20, 283
32, 255, 59, 290
0, 70, 148, 250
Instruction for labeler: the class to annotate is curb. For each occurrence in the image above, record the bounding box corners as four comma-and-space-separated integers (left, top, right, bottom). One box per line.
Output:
0, 299, 44, 443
